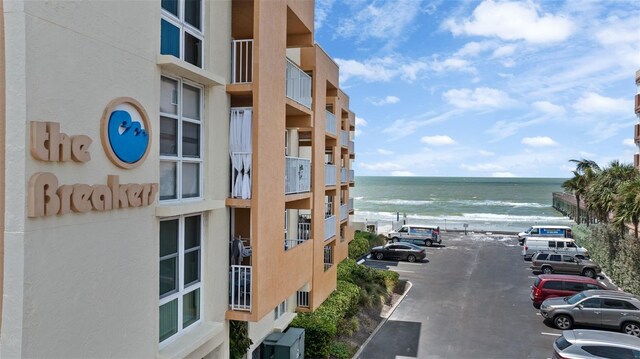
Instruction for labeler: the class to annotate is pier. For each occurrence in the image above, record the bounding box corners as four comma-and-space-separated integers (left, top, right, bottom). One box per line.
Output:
552, 192, 597, 225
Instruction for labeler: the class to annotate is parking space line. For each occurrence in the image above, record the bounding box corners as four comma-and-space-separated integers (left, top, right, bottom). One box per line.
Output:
528, 276, 537, 279
535, 313, 541, 316
541, 332, 561, 337
366, 259, 423, 266
391, 269, 415, 273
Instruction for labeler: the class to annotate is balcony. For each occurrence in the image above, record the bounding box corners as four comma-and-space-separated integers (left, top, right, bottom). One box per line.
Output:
340, 167, 348, 183
348, 197, 354, 213
324, 245, 333, 271
231, 39, 253, 84
340, 130, 349, 147
325, 164, 336, 186
286, 58, 312, 109
229, 107, 253, 200
230, 265, 252, 311
285, 156, 311, 195
326, 111, 337, 136
324, 215, 336, 240
349, 140, 354, 154
349, 170, 355, 183
340, 204, 348, 221
285, 220, 311, 250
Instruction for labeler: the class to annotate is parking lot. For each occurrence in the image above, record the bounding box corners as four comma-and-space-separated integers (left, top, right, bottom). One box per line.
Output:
356, 232, 615, 359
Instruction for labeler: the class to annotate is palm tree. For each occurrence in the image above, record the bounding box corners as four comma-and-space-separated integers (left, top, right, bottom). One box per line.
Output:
586, 161, 637, 223
613, 178, 640, 238
562, 173, 582, 224
570, 158, 601, 174
566, 159, 601, 225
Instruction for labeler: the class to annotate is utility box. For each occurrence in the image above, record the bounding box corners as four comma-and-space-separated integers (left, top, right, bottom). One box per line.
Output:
262, 327, 305, 359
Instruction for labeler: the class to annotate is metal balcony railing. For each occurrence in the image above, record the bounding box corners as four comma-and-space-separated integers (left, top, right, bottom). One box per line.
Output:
286, 58, 312, 109
229, 265, 252, 311
324, 215, 336, 240
231, 39, 253, 84
284, 222, 311, 251
297, 291, 310, 308
325, 164, 336, 186
349, 170, 355, 182
349, 140, 354, 154
348, 197, 354, 212
340, 130, 349, 147
326, 111, 337, 136
340, 204, 348, 221
341, 167, 348, 183
324, 245, 333, 271
285, 156, 311, 194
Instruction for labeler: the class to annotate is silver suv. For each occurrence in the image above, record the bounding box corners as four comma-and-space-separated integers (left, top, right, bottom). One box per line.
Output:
540, 290, 640, 337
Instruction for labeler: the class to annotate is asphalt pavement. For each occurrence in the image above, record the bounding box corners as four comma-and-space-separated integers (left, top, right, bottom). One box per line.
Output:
356, 232, 589, 359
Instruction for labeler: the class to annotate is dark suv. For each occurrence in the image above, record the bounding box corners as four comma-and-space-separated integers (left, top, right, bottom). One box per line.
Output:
531, 252, 601, 278
530, 274, 607, 308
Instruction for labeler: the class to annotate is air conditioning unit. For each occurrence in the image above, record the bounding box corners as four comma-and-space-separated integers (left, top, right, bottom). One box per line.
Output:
262, 327, 305, 359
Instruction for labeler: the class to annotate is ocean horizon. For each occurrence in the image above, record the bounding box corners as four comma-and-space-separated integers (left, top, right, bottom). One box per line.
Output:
352, 176, 573, 233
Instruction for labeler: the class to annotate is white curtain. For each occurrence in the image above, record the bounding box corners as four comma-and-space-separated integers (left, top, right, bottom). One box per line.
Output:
229, 108, 252, 199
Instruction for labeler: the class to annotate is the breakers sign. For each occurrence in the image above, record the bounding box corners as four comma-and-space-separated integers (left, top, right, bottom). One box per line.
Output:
27, 97, 159, 217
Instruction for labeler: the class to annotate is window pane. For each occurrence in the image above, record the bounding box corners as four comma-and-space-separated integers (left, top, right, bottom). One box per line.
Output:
183, 288, 200, 328
184, 32, 202, 67
161, 19, 180, 58
159, 257, 178, 297
182, 162, 200, 198
184, 250, 200, 286
184, 0, 201, 30
182, 84, 200, 120
160, 117, 178, 156
160, 77, 178, 115
160, 161, 177, 200
182, 122, 200, 157
184, 215, 201, 249
159, 299, 178, 342
160, 219, 179, 256
161, 0, 178, 16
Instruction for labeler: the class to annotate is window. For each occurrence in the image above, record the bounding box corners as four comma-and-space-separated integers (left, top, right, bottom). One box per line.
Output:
542, 281, 562, 290
535, 253, 549, 260
160, 76, 203, 201
564, 282, 586, 292
159, 214, 203, 344
275, 300, 287, 320
566, 242, 576, 248
602, 299, 625, 309
556, 241, 565, 249
531, 228, 539, 234
581, 298, 602, 308
623, 301, 639, 310
161, 0, 203, 67
398, 227, 408, 233
548, 241, 556, 248
586, 284, 601, 290
582, 346, 635, 359
562, 255, 576, 263
549, 254, 561, 262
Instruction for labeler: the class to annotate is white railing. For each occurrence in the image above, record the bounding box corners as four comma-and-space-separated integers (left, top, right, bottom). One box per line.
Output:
286, 58, 312, 109
285, 239, 305, 250
349, 140, 354, 153
349, 170, 354, 182
340, 130, 348, 147
340, 204, 348, 221
341, 167, 348, 183
325, 164, 336, 186
326, 111, 337, 136
298, 222, 311, 240
324, 245, 333, 271
229, 265, 252, 311
285, 156, 311, 194
231, 39, 253, 84
297, 291, 310, 308
324, 215, 336, 240
348, 197, 354, 212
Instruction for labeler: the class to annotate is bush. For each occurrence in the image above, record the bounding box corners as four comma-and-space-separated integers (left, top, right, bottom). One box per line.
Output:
348, 234, 370, 259
329, 342, 357, 359
337, 258, 399, 305
229, 320, 252, 359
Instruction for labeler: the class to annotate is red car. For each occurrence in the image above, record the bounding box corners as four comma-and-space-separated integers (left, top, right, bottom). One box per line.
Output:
530, 274, 608, 308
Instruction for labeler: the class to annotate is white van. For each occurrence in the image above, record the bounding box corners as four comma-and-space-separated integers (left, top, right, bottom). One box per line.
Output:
518, 225, 572, 245
522, 237, 588, 260
388, 224, 441, 247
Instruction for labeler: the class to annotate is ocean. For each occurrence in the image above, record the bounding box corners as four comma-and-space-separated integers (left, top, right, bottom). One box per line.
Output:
352, 176, 573, 233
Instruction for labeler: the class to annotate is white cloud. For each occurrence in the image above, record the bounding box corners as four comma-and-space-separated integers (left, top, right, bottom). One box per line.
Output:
460, 163, 505, 172
355, 116, 368, 127
455, 41, 494, 57
443, 87, 516, 110
595, 16, 640, 46
485, 117, 543, 141
377, 149, 394, 155
359, 162, 404, 171
444, 0, 574, 44
586, 121, 631, 143
420, 135, 457, 146
623, 138, 636, 148
382, 109, 462, 140
431, 57, 476, 73
391, 171, 415, 176
573, 92, 633, 115
521, 136, 558, 147
372, 96, 400, 106
478, 150, 495, 156
335, 56, 429, 83
314, 0, 335, 31
491, 45, 516, 58
533, 101, 566, 117
492, 172, 515, 177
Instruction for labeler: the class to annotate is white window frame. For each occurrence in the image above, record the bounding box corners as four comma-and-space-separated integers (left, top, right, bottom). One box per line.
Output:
275, 299, 287, 320
159, 214, 204, 347
161, 0, 205, 67
160, 75, 204, 203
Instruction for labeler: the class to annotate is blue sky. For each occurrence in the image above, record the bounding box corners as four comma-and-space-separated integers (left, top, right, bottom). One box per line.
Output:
313, 0, 640, 178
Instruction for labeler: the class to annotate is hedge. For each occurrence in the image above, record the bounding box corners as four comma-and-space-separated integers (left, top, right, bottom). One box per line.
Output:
574, 224, 640, 295
348, 234, 370, 260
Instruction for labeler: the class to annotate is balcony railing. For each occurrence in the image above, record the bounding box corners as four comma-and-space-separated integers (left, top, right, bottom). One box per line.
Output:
324, 245, 333, 271
286, 58, 312, 109
285, 156, 311, 194
324, 215, 336, 240
285, 222, 311, 251
349, 140, 354, 153
297, 291, 310, 308
326, 111, 337, 136
348, 197, 354, 212
340, 204, 348, 221
340, 167, 348, 183
349, 170, 354, 182
325, 164, 336, 186
229, 265, 252, 311
340, 130, 349, 147
231, 39, 253, 84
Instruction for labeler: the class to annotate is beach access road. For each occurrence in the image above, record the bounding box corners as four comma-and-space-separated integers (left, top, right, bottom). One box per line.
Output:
357, 232, 576, 359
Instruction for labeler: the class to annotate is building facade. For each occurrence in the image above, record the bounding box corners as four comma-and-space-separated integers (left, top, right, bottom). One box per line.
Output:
635, 69, 640, 169
0, 0, 355, 358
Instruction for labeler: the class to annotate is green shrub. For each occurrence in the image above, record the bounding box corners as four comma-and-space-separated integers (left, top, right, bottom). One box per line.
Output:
348, 235, 370, 259
229, 320, 252, 359
329, 342, 357, 359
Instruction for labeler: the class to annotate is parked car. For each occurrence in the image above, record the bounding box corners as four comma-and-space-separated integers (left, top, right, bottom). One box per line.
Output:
518, 225, 573, 245
553, 329, 640, 358
530, 274, 607, 308
522, 237, 588, 260
370, 243, 427, 263
540, 290, 640, 337
388, 224, 441, 247
530, 253, 601, 278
